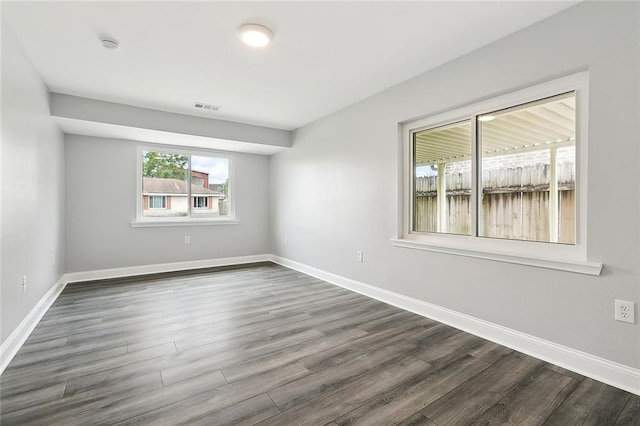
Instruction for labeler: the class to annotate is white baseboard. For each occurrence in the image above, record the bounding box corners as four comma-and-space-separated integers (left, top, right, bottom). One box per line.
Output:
0, 275, 69, 375
269, 255, 640, 396
65, 254, 271, 283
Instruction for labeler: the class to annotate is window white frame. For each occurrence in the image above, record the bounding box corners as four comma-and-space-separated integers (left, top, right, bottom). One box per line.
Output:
148, 195, 167, 209
132, 144, 238, 227
394, 72, 602, 275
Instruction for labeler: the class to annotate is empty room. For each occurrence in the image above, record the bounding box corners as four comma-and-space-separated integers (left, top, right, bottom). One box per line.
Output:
1, 1, 639, 424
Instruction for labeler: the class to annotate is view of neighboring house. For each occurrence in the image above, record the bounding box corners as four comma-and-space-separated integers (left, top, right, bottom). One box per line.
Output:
190, 170, 209, 188
142, 173, 224, 217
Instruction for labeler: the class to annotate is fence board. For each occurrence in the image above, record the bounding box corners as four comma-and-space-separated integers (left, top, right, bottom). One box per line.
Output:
559, 189, 575, 244
414, 163, 575, 242
414, 195, 437, 233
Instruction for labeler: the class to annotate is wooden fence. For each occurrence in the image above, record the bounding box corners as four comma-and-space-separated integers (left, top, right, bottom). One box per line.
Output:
415, 163, 575, 243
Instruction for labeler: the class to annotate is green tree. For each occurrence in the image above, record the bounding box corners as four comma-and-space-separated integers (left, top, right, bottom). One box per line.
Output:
143, 152, 188, 180
220, 179, 228, 197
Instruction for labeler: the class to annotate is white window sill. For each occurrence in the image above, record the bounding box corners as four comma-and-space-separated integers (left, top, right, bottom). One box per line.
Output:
131, 218, 240, 228
391, 238, 602, 276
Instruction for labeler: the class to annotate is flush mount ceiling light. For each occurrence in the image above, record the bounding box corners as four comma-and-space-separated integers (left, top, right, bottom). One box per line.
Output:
237, 23, 273, 48
478, 115, 496, 122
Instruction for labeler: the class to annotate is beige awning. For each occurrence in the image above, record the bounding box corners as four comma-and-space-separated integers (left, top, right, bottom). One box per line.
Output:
414, 93, 575, 166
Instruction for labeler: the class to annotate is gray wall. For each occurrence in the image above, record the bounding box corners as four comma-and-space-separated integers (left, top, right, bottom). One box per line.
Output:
65, 135, 271, 272
1, 25, 66, 343
270, 2, 640, 368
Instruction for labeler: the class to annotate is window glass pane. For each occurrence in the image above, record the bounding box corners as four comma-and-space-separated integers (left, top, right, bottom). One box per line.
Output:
190, 155, 230, 218
413, 120, 471, 235
478, 92, 576, 244
142, 151, 188, 217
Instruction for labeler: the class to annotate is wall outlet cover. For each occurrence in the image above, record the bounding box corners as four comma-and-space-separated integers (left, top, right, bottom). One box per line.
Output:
615, 299, 635, 324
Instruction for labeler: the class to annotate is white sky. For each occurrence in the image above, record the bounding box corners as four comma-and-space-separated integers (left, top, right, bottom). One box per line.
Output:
416, 165, 436, 178
191, 156, 229, 184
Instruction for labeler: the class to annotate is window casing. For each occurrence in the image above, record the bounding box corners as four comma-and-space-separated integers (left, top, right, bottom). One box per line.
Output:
396, 72, 602, 275
133, 145, 237, 226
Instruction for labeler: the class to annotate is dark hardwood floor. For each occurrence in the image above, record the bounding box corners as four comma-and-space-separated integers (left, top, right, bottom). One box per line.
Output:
1, 263, 638, 425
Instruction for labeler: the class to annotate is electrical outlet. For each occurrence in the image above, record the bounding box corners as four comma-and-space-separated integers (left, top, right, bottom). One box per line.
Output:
356, 251, 364, 263
22, 276, 27, 292
615, 299, 635, 324
184, 236, 191, 244
51, 255, 55, 266
284, 237, 288, 245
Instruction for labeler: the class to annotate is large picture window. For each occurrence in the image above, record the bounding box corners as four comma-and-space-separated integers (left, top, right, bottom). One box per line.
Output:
135, 147, 233, 224
413, 93, 575, 244
398, 73, 600, 275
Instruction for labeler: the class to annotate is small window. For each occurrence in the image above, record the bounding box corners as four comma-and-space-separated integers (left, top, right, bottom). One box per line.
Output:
138, 148, 232, 221
193, 196, 208, 209
148, 195, 167, 209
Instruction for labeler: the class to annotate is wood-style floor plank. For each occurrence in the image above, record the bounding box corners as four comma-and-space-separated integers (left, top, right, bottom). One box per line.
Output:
267, 339, 421, 411
113, 363, 310, 425
257, 356, 432, 425
183, 393, 280, 426
468, 366, 579, 425
334, 353, 491, 425
420, 352, 545, 424
1, 263, 638, 426
396, 412, 438, 426
218, 328, 368, 384
543, 378, 632, 426
616, 396, 640, 425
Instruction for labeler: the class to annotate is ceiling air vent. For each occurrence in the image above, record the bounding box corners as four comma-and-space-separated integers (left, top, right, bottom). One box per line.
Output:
193, 102, 222, 112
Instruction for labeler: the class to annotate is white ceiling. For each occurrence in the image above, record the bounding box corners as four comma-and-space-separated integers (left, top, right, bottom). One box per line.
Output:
2, 1, 579, 131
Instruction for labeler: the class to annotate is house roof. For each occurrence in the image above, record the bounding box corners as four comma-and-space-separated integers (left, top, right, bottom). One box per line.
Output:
143, 178, 223, 196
